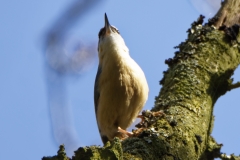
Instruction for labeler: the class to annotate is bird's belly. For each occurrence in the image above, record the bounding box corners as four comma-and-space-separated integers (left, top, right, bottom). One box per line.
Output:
97, 65, 148, 139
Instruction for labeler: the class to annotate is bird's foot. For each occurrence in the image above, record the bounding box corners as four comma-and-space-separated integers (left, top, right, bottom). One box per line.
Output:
137, 115, 144, 124
117, 126, 133, 140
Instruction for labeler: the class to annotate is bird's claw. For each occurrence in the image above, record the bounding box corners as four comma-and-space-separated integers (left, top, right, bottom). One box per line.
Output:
118, 126, 133, 137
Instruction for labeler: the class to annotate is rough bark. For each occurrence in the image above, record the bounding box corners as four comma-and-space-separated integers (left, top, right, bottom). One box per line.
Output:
214, 0, 240, 28
42, 0, 240, 159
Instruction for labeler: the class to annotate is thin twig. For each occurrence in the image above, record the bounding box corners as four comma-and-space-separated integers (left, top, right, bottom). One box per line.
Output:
228, 82, 240, 90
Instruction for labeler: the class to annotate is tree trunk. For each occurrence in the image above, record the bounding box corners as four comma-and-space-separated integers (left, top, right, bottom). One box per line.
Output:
42, 0, 240, 159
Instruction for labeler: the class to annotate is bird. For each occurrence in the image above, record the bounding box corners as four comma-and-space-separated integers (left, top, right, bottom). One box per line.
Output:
94, 13, 149, 144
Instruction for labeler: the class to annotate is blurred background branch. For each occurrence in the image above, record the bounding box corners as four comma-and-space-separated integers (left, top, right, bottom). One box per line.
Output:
188, 0, 221, 18
43, 0, 103, 155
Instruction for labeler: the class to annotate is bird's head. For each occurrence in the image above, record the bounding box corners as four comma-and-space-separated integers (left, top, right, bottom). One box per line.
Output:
98, 13, 126, 54
98, 13, 120, 40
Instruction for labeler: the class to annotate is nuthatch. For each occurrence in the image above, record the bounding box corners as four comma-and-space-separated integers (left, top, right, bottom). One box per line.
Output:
94, 13, 149, 144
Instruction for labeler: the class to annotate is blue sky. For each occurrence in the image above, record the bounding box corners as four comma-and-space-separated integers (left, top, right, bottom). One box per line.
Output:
0, 1, 239, 159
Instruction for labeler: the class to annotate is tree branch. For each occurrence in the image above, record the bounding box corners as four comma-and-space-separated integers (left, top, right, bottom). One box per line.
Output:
213, 0, 240, 28
42, 1, 240, 159
228, 81, 240, 90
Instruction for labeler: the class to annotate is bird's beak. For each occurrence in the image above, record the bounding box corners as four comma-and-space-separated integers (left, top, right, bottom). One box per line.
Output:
104, 13, 111, 34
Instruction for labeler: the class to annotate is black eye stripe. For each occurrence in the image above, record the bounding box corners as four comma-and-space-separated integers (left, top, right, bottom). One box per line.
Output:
98, 28, 106, 38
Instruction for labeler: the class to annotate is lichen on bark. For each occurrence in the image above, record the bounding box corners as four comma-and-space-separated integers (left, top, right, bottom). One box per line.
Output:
153, 20, 240, 159
73, 138, 123, 160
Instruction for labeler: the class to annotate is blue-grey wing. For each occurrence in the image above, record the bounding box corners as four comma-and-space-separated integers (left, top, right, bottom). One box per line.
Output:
94, 66, 101, 116
94, 66, 109, 144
